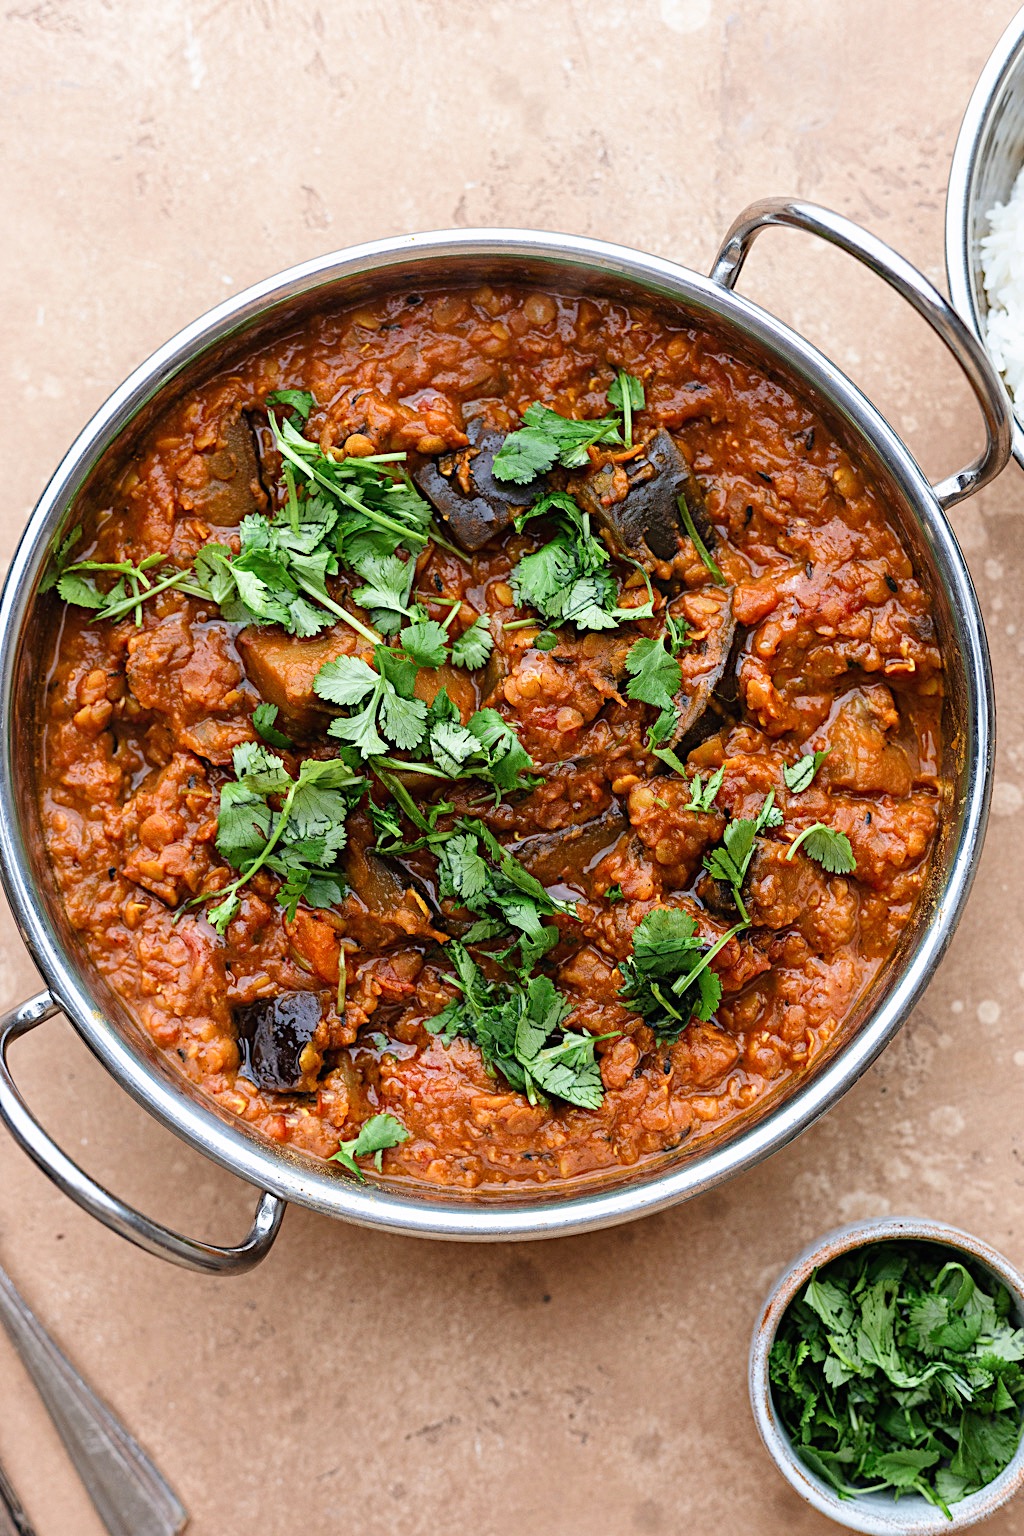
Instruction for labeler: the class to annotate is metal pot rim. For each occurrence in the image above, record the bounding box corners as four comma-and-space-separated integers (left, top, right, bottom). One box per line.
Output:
945, 3, 1024, 465
0, 219, 998, 1251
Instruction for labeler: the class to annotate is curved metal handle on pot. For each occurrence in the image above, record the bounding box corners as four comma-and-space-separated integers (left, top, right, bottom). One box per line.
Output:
0, 993, 285, 1275
710, 198, 1013, 511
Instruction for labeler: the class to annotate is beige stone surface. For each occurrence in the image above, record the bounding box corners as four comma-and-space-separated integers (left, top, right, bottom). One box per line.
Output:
2, 1, 1024, 1532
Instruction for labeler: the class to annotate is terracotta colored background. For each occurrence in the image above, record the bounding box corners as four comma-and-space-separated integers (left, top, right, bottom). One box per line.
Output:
2, 2, 1024, 1532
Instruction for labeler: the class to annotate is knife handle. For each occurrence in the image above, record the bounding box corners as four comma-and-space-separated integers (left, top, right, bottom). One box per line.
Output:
0, 1266, 186, 1536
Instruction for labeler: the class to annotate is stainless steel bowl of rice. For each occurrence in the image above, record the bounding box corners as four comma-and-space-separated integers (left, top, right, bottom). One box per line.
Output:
947, 4, 1024, 467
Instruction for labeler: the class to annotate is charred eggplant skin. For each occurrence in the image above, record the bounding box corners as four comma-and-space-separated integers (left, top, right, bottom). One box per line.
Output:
234, 991, 323, 1093
509, 804, 630, 892
413, 419, 547, 551
574, 428, 713, 566
189, 413, 264, 526
669, 589, 742, 754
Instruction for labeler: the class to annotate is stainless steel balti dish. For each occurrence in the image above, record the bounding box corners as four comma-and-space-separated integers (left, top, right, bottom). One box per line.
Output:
0, 202, 1009, 1272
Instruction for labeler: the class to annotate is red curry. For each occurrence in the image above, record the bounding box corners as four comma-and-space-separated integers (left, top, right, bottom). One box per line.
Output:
39, 284, 942, 1188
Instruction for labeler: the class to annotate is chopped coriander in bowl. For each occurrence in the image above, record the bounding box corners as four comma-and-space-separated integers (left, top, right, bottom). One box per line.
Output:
750, 1219, 1024, 1533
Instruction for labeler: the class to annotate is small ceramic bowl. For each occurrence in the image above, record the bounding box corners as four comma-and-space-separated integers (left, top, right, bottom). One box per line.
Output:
750, 1217, 1024, 1534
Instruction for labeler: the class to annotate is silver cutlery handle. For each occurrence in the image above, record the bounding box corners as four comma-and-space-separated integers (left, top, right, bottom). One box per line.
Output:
0, 1458, 36, 1536
0, 1266, 187, 1536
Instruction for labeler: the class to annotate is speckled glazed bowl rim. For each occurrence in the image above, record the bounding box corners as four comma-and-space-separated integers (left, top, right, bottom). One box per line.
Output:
749, 1217, 1024, 1534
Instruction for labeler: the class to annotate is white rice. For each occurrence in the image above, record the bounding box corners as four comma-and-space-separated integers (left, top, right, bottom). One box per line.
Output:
980, 163, 1024, 402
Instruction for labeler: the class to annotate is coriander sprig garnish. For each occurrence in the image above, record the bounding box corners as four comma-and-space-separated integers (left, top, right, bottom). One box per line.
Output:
511, 491, 654, 632
685, 766, 725, 813
315, 647, 427, 756
435, 817, 575, 968
786, 822, 856, 874
43, 527, 207, 627
428, 946, 609, 1110
703, 793, 784, 923
314, 652, 537, 796
331, 1112, 409, 1179
618, 907, 744, 1041
270, 409, 467, 561
193, 516, 382, 645
491, 402, 623, 484
189, 743, 365, 935
783, 749, 830, 793
624, 634, 683, 744
607, 368, 645, 448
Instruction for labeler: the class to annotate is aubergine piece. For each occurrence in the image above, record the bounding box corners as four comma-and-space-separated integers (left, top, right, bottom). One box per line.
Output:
573, 428, 714, 569
509, 805, 630, 892
666, 586, 742, 755
237, 626, 356, 734
234, 990, 323, 1093
413, 418, 547, 551
694, 869, 740, 922
345, 840, 443, 925
187, 414, 264, 526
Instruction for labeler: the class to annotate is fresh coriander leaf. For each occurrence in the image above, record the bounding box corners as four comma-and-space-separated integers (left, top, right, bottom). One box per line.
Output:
489, 428, 559, 484
529, 1029, 605, 1109
703, 819, 757, 915
314, 654, 380, 708
783, 749, 830, 794
378, 688, 428, 751
427, 946, 607, 1110
651, 744, 691, 778
492, 402, 622, 483
56, 570, 106, 609
315, 647, 428, 761
870, 1449, 940, 1490
632, 908, 704, 972
511, 491, 649, 633
399, 617, 450, 668
56, 552, 197, 626
252, 702, 293, 749
227, 740, 294, 793
625, 635, 681, 714
428, 717, 479, 777
433, 817, 573, 967
685, 767, 725, 814
625, 634, 681, 744
189, 744, 364, 932
755, 790, 784, 832
266, 388, 315, 422
786, 822, 856, 875
460, 708, 539, 797
607, 368, 644, 447
40, 523, 83, 593
702, 794, 780, 922
331, 1112, 409, 1179
618, 907, 738, 1041
207, 891, 241, 932
349, 552, 415, 622
607, 369, 645, 413
450, 615, 494, 669
606, 884, 623, 903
